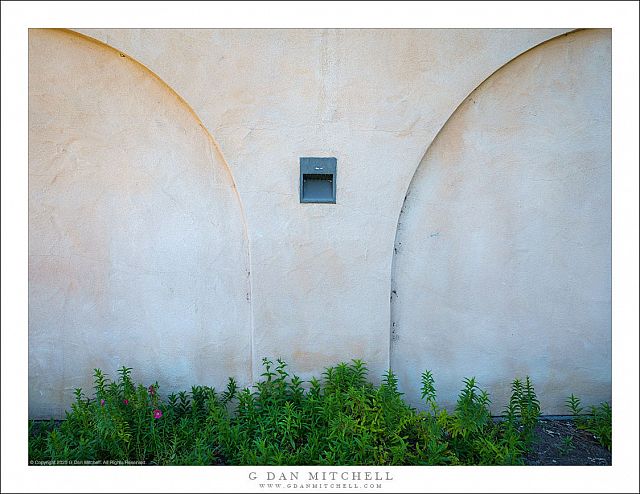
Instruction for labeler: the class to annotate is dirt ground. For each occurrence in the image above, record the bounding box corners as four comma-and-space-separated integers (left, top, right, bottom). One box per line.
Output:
523, 418, 611, 466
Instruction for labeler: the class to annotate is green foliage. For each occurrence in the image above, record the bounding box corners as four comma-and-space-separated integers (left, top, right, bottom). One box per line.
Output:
29, 360, 543, 465
503, 377, 540, 445
431, 375, 539, 465
566, 394, 611, 450
420, 370, 437, 414
558, 435, 575, 456
566, 393, 583, 416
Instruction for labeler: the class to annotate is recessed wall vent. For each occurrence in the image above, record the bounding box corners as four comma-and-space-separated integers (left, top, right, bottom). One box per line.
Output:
299, 157, 336, 203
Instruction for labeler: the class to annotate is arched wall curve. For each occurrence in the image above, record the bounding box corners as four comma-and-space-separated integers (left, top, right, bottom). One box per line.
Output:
69, 28, 571, 383
28, 29, 253, 418
31, 29, 598, 418
390, 29, 611, 414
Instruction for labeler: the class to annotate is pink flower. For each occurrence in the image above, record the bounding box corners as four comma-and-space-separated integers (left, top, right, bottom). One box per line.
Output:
148, 385, 156, 396
153, 409, 163, 419
100, 399, 105, 406
123, 399, 129, 405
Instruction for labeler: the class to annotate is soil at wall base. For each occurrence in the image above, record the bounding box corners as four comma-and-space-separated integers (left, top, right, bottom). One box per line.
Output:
523, 418, 611, 466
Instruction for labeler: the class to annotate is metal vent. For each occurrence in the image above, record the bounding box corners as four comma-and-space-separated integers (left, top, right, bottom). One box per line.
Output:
300, 157, 336, 203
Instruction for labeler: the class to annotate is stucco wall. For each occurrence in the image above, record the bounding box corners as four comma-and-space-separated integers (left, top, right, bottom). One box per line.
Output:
29, 28, 610, 417
29, 29, 252, 418
391, 29, 611, 412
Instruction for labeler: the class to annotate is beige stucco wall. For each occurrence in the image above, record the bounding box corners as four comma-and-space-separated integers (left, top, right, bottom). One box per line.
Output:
29, 28, 610, 417
29, 29, 252, 418
391, 29, 611, 412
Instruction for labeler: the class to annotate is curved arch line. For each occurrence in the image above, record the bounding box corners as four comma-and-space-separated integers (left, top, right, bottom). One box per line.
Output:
58, 28, 256, 382
388, 28, 583, 369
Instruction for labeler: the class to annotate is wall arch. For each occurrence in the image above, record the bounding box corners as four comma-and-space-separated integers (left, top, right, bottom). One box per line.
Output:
29, 29, 253, 417
390, 29, 611, 413
67, 28, 573, 383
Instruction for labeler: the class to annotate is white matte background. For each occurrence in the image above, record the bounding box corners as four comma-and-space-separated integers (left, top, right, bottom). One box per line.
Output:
2, 2, 638, 493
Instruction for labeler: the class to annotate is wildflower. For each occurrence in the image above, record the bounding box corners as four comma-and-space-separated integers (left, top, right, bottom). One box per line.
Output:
153, 409, 163, 419
123, 399, 129, 405
148, 385, 156, 396
100, 399, 105, 406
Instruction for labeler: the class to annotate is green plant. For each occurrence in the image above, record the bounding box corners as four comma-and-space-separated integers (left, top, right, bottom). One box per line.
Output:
566, 393, 583, 416
558, 435, 575, 456
433, 376, 532, 465
566, 394, 611, 450
503, 377, 540, 445
29, 360, 543, 466
420, 370, 437, 414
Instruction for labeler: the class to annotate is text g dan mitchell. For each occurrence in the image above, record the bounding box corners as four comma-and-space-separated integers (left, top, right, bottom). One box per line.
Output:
248, 471, 393, 481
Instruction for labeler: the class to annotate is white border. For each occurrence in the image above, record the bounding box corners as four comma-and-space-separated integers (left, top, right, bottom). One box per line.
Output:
2, 1, 638, 493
